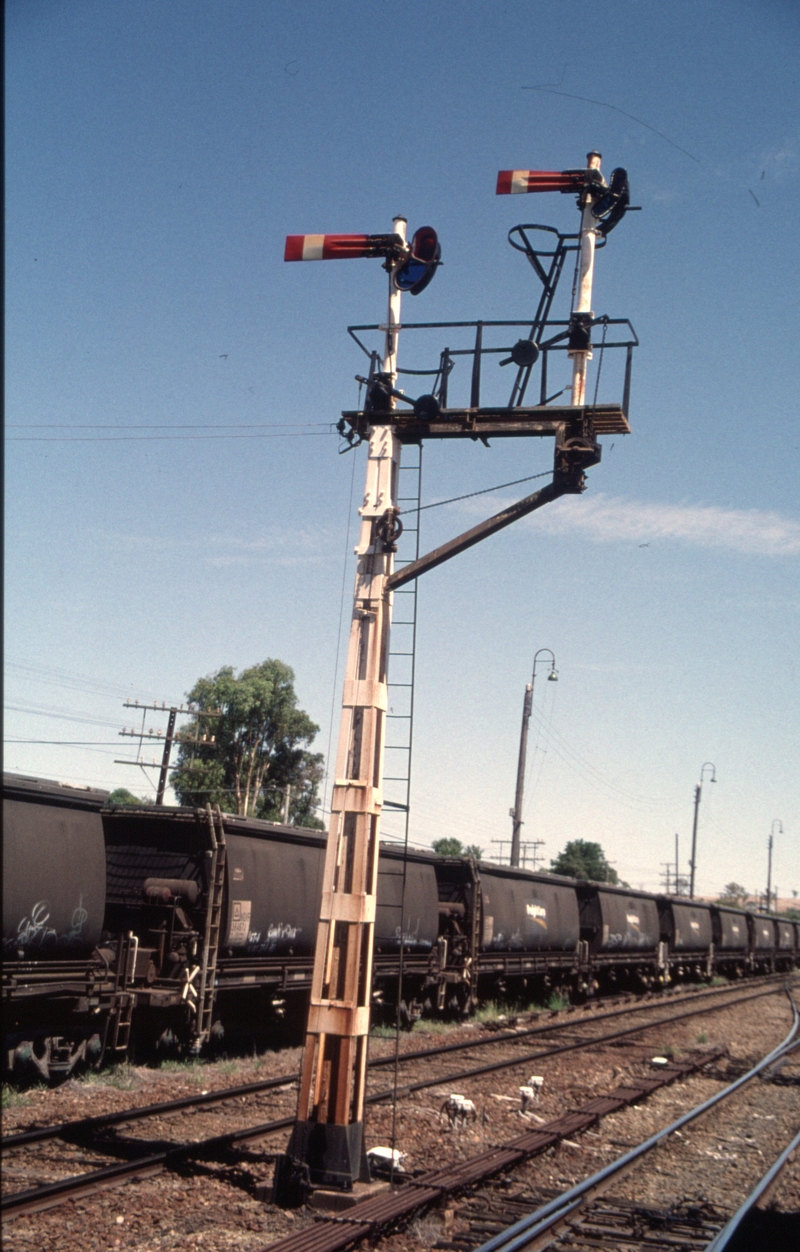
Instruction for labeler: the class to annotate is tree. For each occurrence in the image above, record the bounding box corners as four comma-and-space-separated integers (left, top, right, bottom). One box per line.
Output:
717, 882, 750, 908
108, 787, 149, 806
431, 837, 482, 860
549, 840, 619, 883
171, 659, 324, 826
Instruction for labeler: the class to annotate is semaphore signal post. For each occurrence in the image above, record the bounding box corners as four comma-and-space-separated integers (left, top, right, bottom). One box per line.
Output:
275, 152, 636, 1205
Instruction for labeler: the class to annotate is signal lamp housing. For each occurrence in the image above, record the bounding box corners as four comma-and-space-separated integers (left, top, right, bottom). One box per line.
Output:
394, 225, 441, 295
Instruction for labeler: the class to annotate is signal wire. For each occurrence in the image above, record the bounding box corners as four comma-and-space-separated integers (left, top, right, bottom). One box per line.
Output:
320, 452, 358, 820
401, 470, 551, 516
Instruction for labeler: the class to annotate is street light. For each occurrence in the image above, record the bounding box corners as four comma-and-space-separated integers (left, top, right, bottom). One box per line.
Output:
510, 648, 558, 868
688, 761, 716, 899
766, 819, 783, 913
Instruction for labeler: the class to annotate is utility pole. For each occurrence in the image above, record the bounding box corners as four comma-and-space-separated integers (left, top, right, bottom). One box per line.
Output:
688, 762, 716, 898
491, 838, 544, 869
510, 648, 556, 867
116, 701, 220, 804
277, 152, 636, 1203
675, 833, 680, 895
660, 862, 672, 895
766, 819, 783, 912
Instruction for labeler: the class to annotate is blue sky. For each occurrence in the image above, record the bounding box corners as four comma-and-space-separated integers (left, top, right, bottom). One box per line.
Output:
5, 0, 799, 900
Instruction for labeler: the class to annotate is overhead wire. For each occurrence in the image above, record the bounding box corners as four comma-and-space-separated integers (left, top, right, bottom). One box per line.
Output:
320, 452, 358, 819
8, 430, 334, 443
401, 469, 551, 516
527, 702, 681, 810
4, 703, 128, 730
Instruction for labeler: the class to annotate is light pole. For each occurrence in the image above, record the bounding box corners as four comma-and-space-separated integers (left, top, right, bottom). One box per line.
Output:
510, 648, 557, 868
688, 762, 716, 898
766, 819, 783, 912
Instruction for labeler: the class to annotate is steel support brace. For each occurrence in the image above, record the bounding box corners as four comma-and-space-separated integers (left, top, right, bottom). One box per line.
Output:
387, 480, 564, 592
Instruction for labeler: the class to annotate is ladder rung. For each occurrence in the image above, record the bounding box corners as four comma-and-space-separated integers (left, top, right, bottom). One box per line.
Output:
390, 652, 414, 656
385, 744, 411, 751
387, 682, 413, 687
386, 714, 411, 719
383, 776, 410, 781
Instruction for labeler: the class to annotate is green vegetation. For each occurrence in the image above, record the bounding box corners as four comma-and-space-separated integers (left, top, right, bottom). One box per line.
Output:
547, 992, 569, 1011
696, 1031, 708, 1043
431, 837, 482, 859
717, 883, 751, 908
550, 840, 619, 884
1, 1085, 31, 1110
79, 1062, 139, 1090
108, 787, 149, 805
412, 1018, 455, 1035
171, 659, 324, 826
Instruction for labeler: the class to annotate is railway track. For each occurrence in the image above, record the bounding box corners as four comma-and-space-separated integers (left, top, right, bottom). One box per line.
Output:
3, 977, 793, 1221
453, 992, 800, 1252
3, 974, 787, 1151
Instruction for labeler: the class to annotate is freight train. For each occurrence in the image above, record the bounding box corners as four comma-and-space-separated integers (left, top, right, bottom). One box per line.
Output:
4, 772, 798, 1083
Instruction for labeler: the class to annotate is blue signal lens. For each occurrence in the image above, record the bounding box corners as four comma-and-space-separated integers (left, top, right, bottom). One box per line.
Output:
394, 259, 428, 290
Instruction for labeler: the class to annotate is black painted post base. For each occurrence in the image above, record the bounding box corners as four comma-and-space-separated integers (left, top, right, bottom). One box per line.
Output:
273, 1120, 370, 1208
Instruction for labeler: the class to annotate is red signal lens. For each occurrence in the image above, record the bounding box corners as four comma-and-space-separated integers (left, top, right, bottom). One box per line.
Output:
411, 226, 438, 263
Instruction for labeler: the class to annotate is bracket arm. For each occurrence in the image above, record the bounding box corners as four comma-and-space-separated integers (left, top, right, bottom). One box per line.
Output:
386, 479, 565, 592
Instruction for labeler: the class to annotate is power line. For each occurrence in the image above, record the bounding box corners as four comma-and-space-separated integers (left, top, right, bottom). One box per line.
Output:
4, 703, 125, 730
4, 739, 122, 746
7, 421, 331, 429
7, 430, 334, 443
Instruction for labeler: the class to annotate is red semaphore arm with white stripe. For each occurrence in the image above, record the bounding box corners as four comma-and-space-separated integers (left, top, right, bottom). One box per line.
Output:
496, 170, 583, 195
284, 233, 401, 261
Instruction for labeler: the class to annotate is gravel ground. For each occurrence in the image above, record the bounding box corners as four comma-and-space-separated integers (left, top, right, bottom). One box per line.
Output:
2, 985, 797, 1252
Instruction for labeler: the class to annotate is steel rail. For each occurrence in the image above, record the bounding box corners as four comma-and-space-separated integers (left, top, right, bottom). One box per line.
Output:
471, 988, 799, 1252
703, 1126, 800, 1252
5, 975, 788, 1150
389, 983, 786, 1097
2, 980, 786, 1220
258, 1051, 726, 1252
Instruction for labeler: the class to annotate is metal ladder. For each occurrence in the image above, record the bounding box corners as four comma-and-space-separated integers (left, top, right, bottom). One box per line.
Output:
382, 446, 423, 839
192, 805, 227, 1052
109, 930, 136, 1056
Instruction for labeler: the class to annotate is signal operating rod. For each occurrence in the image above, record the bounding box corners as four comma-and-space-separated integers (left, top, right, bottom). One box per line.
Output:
569, 151, 602, 405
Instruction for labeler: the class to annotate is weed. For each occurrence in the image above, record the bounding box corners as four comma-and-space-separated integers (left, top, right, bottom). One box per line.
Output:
412, 1018, 451, 1035
370, 1023, 398, 1038
2, 1085, 31, 1110
696, 1031, 708, 1044
710, 975, 729, 986
547, 993, 569, 1012
475, 1002, 506, 1024
80, 1062, 139, 1090
409, 1214, 443, 1247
